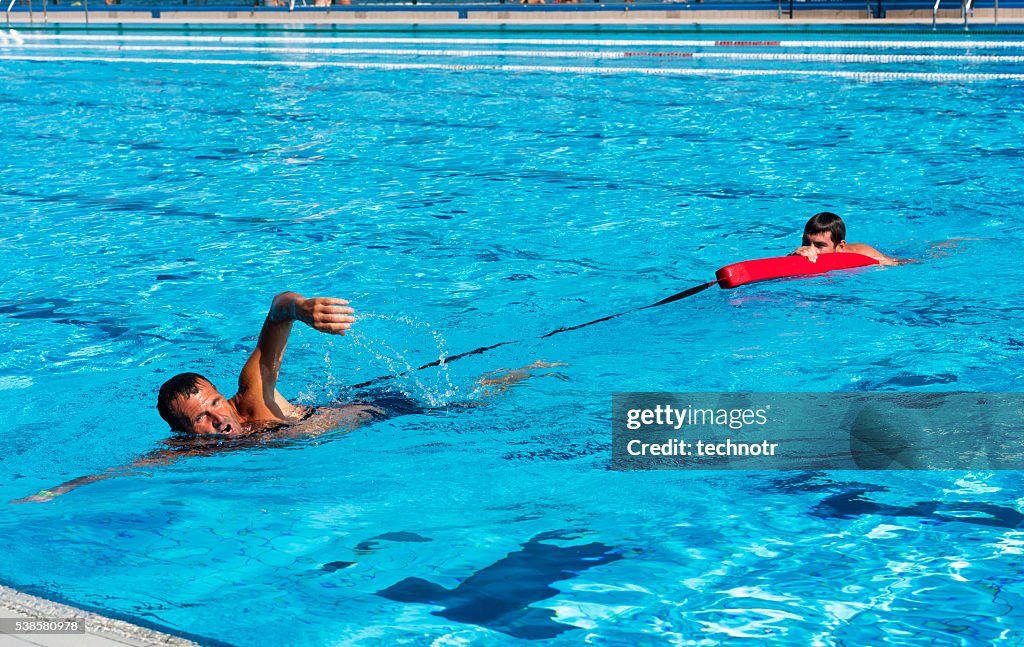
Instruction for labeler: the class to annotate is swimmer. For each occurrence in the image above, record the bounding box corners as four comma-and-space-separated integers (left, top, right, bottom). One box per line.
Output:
791, 212, 902, 266
11, 292, 357, 503
13, 291, 564, 502
155, 292, 360, 437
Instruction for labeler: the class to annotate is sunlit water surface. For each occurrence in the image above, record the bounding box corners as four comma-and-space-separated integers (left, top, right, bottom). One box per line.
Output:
1, 24, 1024, 645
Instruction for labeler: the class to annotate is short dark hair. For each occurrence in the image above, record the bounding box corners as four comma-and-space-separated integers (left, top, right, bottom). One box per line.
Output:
157, 372, 210, 430
803, 212, 846, 248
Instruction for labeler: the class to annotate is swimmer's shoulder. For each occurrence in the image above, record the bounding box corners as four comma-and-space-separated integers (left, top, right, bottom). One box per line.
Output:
845, 243, 902, 266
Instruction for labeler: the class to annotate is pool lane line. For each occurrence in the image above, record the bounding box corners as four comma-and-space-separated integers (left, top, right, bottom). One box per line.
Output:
11, 43, 1024, 64
6, 54, 1024, 81
351, 279, 722, 389
10, 32, 1024, 49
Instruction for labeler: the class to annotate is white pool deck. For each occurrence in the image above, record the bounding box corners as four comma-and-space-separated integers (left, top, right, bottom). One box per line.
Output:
0, 586, 197, 647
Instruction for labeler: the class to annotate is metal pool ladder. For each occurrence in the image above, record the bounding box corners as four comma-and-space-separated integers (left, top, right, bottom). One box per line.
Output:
6, 0, 65, 25
5, 0, 25, 25
5, 0, 46, 25
933, 0, 975, 30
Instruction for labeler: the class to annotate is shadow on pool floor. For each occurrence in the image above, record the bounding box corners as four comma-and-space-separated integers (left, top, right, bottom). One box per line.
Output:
377, 530, 624, 640
774, 472, 1024, 529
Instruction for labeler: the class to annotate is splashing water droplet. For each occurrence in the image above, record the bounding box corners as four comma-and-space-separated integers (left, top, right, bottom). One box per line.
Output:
325, 312, 463, 407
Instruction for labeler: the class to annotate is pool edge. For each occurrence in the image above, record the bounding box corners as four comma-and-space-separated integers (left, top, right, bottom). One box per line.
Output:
0, 584, 201, 647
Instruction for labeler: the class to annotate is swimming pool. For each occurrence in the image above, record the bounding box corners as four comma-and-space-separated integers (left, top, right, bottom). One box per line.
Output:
2, 23, 1024, 644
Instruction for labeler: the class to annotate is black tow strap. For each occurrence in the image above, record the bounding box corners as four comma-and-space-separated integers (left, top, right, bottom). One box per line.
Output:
351, 278, 722, 389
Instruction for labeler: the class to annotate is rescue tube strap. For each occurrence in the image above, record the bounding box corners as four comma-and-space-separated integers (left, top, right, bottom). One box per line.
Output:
350, 253, 880, 389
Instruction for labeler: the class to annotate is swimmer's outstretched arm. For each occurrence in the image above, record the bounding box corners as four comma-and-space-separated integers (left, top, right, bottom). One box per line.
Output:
9, 448, 184, 504
232, 292, 355, 421
10, 436, 275, 504
10, 473, 117, 503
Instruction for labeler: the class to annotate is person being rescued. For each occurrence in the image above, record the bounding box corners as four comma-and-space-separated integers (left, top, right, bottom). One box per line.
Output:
791, 212, 901, 266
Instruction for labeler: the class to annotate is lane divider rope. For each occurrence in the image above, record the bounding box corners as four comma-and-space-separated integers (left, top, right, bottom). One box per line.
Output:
9, 32, 1024, 49
8, 42, 1024, 64
5, 54, 1024, 80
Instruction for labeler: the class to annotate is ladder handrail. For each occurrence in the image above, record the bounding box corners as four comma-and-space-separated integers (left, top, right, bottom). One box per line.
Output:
932, 0, 942, 29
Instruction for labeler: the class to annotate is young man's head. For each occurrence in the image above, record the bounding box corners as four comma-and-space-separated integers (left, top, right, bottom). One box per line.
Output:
157, 372, 242, 435
802, 212, 847, 253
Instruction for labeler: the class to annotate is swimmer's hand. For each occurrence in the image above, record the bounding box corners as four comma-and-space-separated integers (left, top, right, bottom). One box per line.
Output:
298, 297, 355, 335
272, 293, 356, 336
791, 245, 820, 263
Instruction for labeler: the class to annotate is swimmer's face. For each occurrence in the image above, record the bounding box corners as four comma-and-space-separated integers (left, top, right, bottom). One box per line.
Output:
803, 231, 846, 253
170, 379, 242, 435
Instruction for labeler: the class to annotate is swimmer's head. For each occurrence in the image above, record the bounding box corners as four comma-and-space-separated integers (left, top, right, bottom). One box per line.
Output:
802, 212, 847, 253
157, 372, 242, 435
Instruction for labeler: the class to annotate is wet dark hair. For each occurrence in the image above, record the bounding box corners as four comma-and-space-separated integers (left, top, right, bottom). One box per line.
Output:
157, 372, 210, 430
803, 212, 846, 248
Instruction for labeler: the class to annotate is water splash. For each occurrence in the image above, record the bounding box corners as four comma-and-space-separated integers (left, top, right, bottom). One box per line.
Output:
321, 344, 343, 403
319, 312, 462, 408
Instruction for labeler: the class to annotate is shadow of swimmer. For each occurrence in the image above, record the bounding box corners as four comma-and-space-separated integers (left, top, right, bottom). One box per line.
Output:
773, 474, 1024, 531
377, 532, 625, 639
813, 488, 1024, 530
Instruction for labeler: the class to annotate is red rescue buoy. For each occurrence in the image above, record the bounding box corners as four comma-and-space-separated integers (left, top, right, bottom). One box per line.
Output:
715, 253, 880, 289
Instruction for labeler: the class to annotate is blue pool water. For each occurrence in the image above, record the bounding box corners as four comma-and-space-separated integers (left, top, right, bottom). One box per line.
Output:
2, 24, 1024, 645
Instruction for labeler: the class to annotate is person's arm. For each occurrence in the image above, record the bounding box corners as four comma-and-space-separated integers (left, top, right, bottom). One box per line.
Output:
11, 473, 121, 503
790, 245, 821, 263
9, 448, 185, 504
791, 243, 903, 266
9, 432, 288, 504
232, 292, 355, 421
